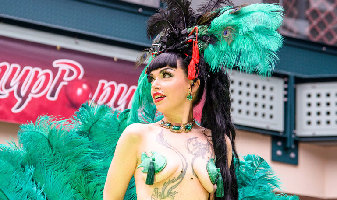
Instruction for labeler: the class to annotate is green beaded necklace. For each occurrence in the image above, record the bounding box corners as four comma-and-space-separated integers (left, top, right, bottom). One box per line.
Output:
159, 120, 195, 133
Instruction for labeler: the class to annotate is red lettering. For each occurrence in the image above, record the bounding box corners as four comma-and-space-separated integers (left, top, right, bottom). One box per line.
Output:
47, 59, 84, 100
11, 68, 53, 112
92, 80, 137, 110
92, 80, 117, 105
112, 84, 137, 110
0, 62, 9, 98
0, 59, 137, 113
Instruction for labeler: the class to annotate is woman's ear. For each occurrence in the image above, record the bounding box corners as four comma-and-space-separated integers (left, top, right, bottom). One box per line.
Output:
191, 79, 200, 94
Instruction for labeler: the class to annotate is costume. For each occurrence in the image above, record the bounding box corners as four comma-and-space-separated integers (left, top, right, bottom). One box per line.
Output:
0, 0, 299, 199
0, 104, 298, 200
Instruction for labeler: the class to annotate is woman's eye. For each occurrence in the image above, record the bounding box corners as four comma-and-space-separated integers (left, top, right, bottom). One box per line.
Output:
147, 76, 154, 83
162, 72, 173, 78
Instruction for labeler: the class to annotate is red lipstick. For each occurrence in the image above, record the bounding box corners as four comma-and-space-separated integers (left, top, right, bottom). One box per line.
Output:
152, 92, 166, 103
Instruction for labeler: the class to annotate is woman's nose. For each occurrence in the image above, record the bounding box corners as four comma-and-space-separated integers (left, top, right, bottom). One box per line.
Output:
151, 78, 160, 89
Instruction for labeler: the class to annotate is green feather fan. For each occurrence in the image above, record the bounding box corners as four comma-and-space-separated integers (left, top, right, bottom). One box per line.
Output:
19, 116, 103, 200
0, 143, 45, 200
235, 155, 299, 200
203, 4, 284, 76
0, 104, 138, 200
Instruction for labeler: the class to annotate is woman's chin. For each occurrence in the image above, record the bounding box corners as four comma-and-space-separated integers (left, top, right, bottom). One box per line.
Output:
155, 104, 170, 115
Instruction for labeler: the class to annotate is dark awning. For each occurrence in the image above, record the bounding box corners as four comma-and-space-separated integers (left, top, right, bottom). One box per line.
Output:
0, 0, 153, 47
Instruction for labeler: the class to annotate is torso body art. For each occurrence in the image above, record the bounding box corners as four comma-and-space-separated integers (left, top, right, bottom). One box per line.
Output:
134, 123, 216, 200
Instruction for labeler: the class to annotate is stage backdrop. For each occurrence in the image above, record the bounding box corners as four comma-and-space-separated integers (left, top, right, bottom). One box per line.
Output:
0, 36, 143, 124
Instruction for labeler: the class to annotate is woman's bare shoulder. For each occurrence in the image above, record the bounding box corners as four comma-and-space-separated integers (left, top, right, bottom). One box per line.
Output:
123, 123, 158, 138
124, 123, 148, 131
196, 125, 212, 138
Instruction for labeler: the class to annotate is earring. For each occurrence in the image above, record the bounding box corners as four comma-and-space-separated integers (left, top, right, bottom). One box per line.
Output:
187, 90, 193, 101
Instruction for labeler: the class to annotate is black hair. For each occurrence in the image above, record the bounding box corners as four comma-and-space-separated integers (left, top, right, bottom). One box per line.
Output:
201, 68, 239, 200
146, 53, 180, 73
146, 52, 239, 200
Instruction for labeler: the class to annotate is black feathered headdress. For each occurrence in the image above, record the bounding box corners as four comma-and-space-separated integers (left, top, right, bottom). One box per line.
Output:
138, 0, 283, 79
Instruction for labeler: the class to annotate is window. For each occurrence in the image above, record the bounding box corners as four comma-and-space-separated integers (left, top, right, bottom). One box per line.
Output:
263, 0, 337, 47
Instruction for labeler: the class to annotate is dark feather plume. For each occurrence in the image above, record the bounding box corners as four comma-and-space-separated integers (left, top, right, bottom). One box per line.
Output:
147, 0, 195, 39
197, 10, 221, 25
161, 0, 193, 28
145, 0, 196, 58
147, 9, 175, 39
197, 0, 233, 14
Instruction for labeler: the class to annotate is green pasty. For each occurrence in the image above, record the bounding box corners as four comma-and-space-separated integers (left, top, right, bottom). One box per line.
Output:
137, 151, 167, 173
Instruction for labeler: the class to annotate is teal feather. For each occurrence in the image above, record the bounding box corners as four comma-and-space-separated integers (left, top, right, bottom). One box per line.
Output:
18, 116, 103, 199
204, 4, 284, 76
0, 143, 45, 200
235, 155, 299, 200
129, 56, 163, 124
72, 103, 137, 199
0, 104, 138, 200
73, 103, 120, 153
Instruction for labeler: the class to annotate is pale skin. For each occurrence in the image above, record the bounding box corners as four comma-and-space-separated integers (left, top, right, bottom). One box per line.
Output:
103, 60, 232, 200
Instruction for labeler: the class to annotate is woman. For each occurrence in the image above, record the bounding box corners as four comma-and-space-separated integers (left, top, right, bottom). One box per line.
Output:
103, 52, 238, 200
0, 1, 298, 199
104, 0, 285, 199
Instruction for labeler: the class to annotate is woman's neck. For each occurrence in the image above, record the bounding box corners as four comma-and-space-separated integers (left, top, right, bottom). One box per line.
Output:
162, 110, 193, 125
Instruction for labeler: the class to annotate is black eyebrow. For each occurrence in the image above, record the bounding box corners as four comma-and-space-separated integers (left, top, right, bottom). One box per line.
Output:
149, 67, 175, 77
159, 67, 175, 73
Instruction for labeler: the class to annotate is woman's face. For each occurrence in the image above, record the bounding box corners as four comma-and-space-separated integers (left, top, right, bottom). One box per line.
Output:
148, 61, 190, 114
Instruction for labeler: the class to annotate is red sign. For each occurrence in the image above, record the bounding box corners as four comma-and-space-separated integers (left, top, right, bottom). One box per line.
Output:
0, 36, 143, 124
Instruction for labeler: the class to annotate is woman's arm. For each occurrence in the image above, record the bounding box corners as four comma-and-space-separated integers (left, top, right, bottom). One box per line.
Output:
103, 123, 143, 200
225, 135, 232, 169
